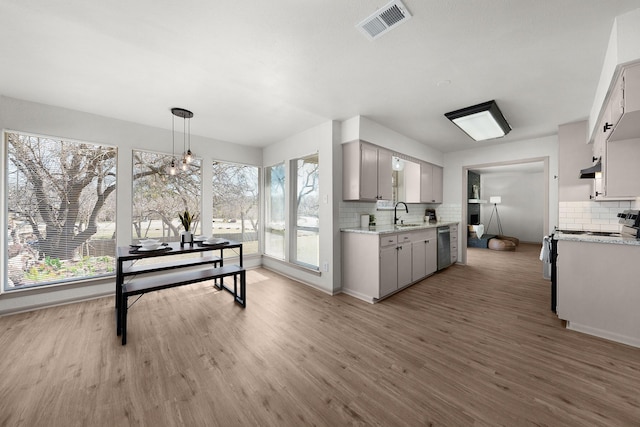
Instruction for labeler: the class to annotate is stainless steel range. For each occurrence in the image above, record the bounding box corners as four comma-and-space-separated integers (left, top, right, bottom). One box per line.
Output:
617, 209, 640, 238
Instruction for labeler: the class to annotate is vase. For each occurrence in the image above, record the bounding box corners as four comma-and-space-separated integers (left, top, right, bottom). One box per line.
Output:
180, 231, 193, 247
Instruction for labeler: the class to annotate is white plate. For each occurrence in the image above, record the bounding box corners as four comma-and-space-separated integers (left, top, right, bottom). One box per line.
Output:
204, 238, 225, 245
139, 245, 163, 251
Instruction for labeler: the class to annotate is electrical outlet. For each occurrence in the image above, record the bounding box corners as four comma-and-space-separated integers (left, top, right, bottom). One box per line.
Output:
322, 261, 329, 272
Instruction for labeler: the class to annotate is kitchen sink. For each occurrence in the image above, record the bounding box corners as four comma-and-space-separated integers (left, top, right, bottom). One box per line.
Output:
395, 223, 423, 228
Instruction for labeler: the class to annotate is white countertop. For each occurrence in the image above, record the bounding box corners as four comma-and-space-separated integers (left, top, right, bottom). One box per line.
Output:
554, 231, 640, 246
341, 221, 459, 235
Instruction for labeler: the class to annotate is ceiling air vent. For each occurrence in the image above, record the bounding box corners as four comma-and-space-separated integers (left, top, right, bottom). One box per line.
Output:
356, 0, 412, 40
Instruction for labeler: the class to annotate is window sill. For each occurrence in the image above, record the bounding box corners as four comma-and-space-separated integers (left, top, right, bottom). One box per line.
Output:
262, 255, 321, 277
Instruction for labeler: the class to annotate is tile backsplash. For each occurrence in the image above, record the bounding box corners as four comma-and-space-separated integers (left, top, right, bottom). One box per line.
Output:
558, 200, 638, 232
339, 201, 462, 228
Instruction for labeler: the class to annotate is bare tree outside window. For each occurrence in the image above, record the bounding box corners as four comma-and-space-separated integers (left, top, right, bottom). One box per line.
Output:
5, 132, 117, 290
293, 154, 319, 268
211, 162, 259, 255
265, 163, 285, 259
132, 150, 201, 242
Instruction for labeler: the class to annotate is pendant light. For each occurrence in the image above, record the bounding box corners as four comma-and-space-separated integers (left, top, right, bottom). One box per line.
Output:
185, 118, 193, 163
169, 107, 194, 175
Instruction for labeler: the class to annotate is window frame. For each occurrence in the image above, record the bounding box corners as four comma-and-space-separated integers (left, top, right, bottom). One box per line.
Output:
211, 159, 261, 257
3, 129, 118, 292
263, 162, 286, 260
290, 153, 320, 270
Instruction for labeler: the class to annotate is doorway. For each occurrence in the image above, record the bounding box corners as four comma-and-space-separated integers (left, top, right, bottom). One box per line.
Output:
460, 157, 549, 265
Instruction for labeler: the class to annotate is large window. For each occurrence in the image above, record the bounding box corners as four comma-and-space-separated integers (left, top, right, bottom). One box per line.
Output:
211, 161, 259, 255
132, 150, 201, 242
4, 131, 117, 290
292, 154, 319, 269
264, 163, 285, 259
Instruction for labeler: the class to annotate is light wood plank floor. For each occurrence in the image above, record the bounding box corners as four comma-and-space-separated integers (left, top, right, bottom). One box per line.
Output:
1, 243, 639, 426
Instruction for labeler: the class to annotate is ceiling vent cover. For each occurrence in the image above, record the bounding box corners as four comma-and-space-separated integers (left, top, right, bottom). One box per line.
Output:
356, 0, 412, 40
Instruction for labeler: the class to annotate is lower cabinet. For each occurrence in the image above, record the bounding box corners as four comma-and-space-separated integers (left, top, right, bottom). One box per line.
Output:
379, 233, 413, 298
379, 236, 398, 297
342, 227, 443, 303
411, 229, 437, 281
556, 239, 640, 346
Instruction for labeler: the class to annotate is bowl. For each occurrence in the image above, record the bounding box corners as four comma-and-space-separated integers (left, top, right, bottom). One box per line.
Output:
139, 238, 159, 245
140, 241, 161, 250
204, 237, 224, 245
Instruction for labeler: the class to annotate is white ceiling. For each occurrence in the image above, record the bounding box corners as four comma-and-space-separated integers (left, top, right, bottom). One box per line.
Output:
1, 1, 639, 153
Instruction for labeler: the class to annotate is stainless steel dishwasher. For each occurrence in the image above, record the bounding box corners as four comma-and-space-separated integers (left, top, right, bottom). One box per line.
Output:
437, 226, 451, 270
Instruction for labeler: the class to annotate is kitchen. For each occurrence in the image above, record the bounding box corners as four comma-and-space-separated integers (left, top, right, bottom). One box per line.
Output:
552, 59, 640, 348
2, 2, 640, 425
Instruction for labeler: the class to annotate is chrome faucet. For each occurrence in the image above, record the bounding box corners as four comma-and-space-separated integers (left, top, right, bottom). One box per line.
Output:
394, 202, 409, 225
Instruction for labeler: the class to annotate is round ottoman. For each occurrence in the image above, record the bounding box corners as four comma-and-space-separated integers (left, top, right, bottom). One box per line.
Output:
497, 235, 520, 246
488, 238, 517, 251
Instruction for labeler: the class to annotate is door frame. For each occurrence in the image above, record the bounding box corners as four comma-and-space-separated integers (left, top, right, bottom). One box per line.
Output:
460, 157, 549, 265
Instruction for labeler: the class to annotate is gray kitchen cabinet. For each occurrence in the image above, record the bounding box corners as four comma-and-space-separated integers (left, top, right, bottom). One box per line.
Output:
380, 233, 412, 297
608, 63, 640, 142
556, 239, 640, 347
379, 239, 398, 297
342, 140, 392, 201
411, 229, 437, 281
604, 137, 640, 198
396, 233, 413, 290
591, 63, 640, 200
401, 160, 422, 203
342, 228, 444, 303
420, 162, 443, 203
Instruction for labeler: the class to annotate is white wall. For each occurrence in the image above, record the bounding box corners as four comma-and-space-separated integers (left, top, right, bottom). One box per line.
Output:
444, 135, 558, 234
480, 171, 545, 243
350, 116, 444, 166
0, 95, 262, 314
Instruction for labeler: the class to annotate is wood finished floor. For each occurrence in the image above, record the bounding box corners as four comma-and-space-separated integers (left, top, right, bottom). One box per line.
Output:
1, 243, 639, 426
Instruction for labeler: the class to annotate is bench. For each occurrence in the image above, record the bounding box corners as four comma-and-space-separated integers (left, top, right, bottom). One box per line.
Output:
119, 265, 246, 345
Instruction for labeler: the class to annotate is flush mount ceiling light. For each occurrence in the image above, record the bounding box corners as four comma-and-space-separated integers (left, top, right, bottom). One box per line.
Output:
444, 100, 511, 142
168, 107, 194, 175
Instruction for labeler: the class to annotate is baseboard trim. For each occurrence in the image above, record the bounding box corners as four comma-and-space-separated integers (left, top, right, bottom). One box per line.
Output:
566, 321, 640, 348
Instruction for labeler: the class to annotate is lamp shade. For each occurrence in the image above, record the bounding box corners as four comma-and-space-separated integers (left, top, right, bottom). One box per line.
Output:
490, 196, 502, 204
444, 100, 511, 141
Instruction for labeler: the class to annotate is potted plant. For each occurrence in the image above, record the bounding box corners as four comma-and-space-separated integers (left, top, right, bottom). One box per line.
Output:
179, 210, 196, 246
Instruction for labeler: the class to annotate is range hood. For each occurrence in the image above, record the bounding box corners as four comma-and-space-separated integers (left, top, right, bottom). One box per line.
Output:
579, 158, 601, 179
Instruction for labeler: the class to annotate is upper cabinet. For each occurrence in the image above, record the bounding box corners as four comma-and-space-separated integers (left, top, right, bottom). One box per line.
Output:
342, 140, 443, 203
343, 141, 392, 201
590, 63, 640, 200
420, 163, 443, 203
399, 160, 421, 203
608, 63, 640, 142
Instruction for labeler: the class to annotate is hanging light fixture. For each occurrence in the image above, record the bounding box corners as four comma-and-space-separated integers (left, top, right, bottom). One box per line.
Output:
169, 107, 194, 175
185, 117, 193, 163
